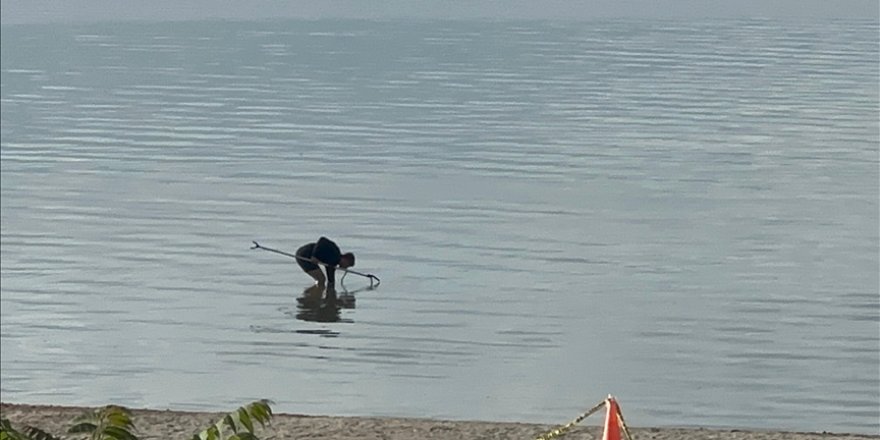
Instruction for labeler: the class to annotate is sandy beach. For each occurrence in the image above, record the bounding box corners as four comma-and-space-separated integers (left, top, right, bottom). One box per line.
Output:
1, 403, 877, 440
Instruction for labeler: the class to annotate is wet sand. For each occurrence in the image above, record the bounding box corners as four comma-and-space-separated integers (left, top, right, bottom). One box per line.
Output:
1, 403, 876, 439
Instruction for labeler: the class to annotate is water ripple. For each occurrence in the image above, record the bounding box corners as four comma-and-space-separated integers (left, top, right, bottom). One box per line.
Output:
1, 17, 877, 434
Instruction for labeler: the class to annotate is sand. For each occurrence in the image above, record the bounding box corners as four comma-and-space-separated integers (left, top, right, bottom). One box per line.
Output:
1, 403, 877, 440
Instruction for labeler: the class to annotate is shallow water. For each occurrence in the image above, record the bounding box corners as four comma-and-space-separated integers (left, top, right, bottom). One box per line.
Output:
1, 18, 878, 433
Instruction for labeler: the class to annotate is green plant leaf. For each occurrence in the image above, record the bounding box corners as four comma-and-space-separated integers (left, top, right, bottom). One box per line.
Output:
68, 422, 98, 434
222, 414, 238, 433
248, 401, 272, 428
71, 409, 98, 425
101, 425, 139, 440
195, 424, 221, 440
235, 409, 253, 434
0, 418, 28, 440
67, 406, 137, 440
194, 400, 273, 440
22, 426, 62, 440
0, 418, 30, 440
0, 431, 30, 440
106, 412, 133, 429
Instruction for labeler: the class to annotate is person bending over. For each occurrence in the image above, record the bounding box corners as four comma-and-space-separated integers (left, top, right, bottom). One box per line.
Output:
295, 236, 355, 288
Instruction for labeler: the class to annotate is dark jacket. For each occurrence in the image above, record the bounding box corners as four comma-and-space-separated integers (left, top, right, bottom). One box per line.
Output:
296, 236, 342, 285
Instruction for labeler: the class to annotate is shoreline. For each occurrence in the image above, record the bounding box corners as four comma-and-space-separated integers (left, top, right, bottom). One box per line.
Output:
2, 402, 877, 439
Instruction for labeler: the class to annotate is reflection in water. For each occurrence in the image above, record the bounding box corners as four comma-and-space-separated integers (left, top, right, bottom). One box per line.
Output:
295, 285, 357, 323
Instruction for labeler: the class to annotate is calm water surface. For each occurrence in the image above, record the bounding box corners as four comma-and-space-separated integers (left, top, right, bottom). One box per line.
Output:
1, 18, 878, 434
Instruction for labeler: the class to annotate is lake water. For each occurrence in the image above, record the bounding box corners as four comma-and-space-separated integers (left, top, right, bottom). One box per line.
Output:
1, 18, 878, 434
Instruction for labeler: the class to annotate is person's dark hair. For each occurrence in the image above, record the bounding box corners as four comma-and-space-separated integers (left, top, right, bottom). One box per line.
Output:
341, 252, 355, 266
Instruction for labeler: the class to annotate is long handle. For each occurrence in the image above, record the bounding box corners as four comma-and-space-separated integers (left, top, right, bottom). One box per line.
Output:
251, 241, 308, 262
251, 241, 381, 287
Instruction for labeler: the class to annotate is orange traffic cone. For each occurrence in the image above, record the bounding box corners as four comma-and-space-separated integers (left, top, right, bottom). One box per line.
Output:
602, 395, 621, 440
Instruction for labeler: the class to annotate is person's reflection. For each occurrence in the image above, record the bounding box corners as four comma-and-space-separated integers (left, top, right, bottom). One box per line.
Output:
295, 285, 352, 323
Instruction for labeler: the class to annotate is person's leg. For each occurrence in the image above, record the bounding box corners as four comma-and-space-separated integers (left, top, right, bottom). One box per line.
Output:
305, 268, 326, 288
296, 244, 324, 287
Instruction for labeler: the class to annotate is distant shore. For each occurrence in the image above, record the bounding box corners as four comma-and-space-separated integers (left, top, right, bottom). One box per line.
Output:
2, 403, 877, 440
